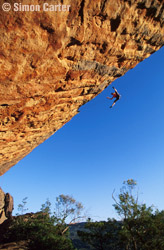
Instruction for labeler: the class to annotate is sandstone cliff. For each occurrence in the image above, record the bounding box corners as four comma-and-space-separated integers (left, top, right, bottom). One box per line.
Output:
0, 189, 14, 224
0, 0, 164, 175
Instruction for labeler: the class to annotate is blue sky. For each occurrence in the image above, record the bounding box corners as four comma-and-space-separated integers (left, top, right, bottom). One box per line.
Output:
1, 46, 164, 221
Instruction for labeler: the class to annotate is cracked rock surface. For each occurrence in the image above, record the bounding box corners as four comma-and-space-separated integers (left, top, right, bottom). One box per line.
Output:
0, 0, 164, 175
0, 188, 13, 224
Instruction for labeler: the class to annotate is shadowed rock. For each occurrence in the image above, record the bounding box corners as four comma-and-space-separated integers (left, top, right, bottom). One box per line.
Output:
0, 189, 14, 224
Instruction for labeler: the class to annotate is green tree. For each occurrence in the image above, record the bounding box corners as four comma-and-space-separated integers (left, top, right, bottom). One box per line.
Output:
17, 197, 28, 215
52, 194, 84, 235
40, 198, 52, 214
0, 194, 85, 250
78, 219, 122, 250
113, 179, 164, 250
78, 179, 164, 250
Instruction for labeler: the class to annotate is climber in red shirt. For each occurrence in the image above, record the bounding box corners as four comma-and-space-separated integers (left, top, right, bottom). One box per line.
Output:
107, 86, 121, 108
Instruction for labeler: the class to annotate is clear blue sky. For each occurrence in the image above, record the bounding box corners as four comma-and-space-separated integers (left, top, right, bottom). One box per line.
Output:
1, 47, 164, 221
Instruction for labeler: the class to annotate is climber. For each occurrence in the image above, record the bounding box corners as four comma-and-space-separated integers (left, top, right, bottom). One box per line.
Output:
107, 86, 121, 108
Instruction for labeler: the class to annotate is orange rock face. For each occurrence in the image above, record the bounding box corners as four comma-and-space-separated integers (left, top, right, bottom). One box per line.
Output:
0, 188, 14, 224
0, 0, 164, 175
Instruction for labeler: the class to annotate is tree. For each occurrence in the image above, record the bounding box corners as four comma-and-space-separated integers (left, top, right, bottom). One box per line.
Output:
78, 179, 164, 250
113, 179, 164, 250
2, 212, 75, 250
0, 194, 85, 250
78, 219, 122, 250
17, 197, 28, 215
52, 194, 84, 235
40, 198, 52, 214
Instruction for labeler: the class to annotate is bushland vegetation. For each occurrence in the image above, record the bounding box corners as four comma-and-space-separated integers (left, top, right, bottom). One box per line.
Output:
1, 180, 164, 250
0, 194, 84, 250
78, 179, 164, 250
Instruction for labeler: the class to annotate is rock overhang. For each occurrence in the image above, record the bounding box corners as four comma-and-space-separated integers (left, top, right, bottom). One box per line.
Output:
0, 0, 164, 175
